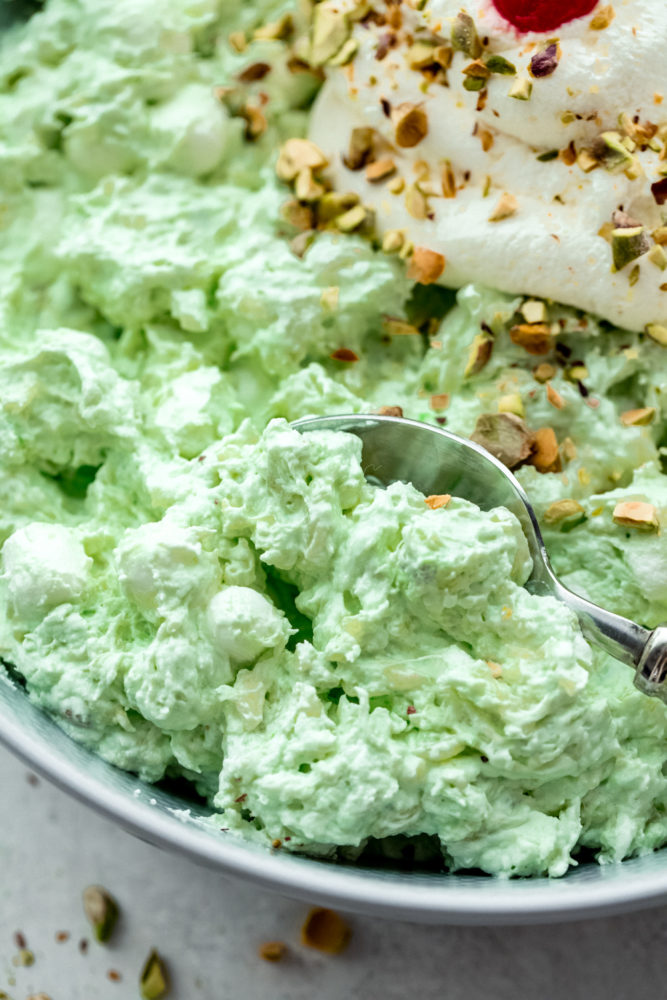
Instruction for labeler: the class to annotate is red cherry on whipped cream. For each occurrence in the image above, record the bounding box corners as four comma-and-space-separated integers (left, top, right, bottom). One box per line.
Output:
492, 0, 598, 32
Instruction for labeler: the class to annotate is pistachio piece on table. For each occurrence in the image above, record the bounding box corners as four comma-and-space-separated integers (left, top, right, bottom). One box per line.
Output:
301, 908, 351, 954
259, 941, 288, 962
140, 950, 169, 999
82, 886, 119, 944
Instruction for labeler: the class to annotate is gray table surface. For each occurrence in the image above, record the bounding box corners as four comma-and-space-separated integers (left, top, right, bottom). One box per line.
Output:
1, 741, 665, 1000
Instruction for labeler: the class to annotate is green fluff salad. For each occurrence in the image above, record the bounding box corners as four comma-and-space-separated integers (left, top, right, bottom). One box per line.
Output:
1, 0, 667, 878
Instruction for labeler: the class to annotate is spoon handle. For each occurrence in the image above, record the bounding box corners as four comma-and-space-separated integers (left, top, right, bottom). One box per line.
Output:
552, 580, 667, 702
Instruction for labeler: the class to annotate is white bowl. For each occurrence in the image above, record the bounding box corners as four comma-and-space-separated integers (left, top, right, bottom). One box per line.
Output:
3, 667, 667, 925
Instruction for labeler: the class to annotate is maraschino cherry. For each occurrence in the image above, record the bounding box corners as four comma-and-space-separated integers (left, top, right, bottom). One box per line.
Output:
492, 0, 598, 33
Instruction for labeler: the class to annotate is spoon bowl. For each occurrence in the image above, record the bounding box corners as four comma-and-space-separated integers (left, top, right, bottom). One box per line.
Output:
293, 413, 667, 701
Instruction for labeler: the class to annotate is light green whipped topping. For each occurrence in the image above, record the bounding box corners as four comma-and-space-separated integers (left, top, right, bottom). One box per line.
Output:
1, 0, 667, 878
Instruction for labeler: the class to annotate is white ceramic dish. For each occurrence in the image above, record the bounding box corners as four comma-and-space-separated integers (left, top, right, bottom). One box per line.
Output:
3, 1, 667, 928
3, 665, 667, 926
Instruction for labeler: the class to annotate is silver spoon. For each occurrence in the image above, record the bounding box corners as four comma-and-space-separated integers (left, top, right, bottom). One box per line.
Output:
293, 413, 667, 702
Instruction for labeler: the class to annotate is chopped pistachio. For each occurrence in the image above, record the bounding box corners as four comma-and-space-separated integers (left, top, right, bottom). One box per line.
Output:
405, 184, 429, 219
320, 286, 339, 312
590, 4, 615, 29
620, 407, 656, 426
488, 192, 517, 222
648, 244, 667, 270
365, 157, 396, 182
621, 135, 637, 153
509, 76, 532, 100
259, 942, 288, 962
295, 167, 326, 202
310, 4, 350, 67
509, 323, 552, 355
407, 41, 440, 70
83, 886, 119, 944
254, 13, 293, 41
484, 54, 516, 75
477, 127, 494, 152
646, 323, 667, 346
425, 494, 452, 510
566, 363, 588, 381
462, 59, 491, 82
537, 149, 559, 162
624, 155, 643, 180
591, 131, 634, 172
228, 31, 247, 52
611, 226, 650, 271
335, 204, 370, 232
577, 148, 599, 173
430, 393, 450, 410
546, 383, 565, 409
140, 950, 169, 1000
243, 103, 267, 140
376, 405, 404, 417
407, 247, 446, 284
392, 103, 429, 148
533, 362, 556, 383
281, 199, 315, 231
276, 138, 327, 183
561, 436, 577, 462
289, 231, 315, 258
329, 37, 358, 66
399, 239, 415, 261
317, 191, 359, 223
343, 126, 376, 170
544, 499, 585, 525
530, 427, 561, 474
613, 501, 660, 531
382, 229, 405, 253
382, 316, 421, 336
463, 75, 486, 92
451, 12, 481, 58
301, 908, 351, 954
628, 263, 641, 286
441, 160, 456, 197
498, 393, 524, 417
521, 300, 547, 323
470, 412, 534, 469
464, 333, 494, 377
653, 226, 667, 245
388, 176, 405, 194
529, 43, 561, 79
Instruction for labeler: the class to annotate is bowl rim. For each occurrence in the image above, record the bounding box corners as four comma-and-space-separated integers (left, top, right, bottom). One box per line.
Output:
3, 690, 667, 926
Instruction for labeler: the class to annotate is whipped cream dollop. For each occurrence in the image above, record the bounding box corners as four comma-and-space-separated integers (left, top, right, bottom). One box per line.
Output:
308, 0, 667, 331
